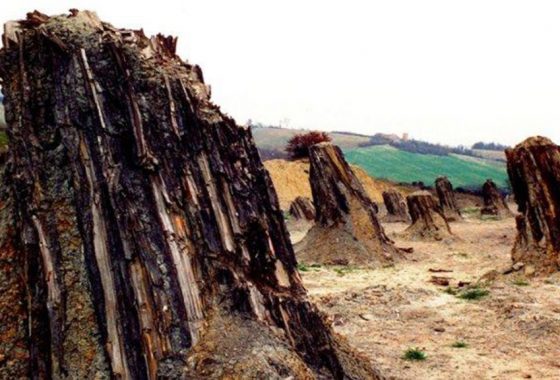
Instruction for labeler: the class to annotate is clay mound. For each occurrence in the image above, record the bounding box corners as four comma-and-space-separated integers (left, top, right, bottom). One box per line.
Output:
295, 143, 404, 266
401, 191, 453, 241
264, 158, 410, 209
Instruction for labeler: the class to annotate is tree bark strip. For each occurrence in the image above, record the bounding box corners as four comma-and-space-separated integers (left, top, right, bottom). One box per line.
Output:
0, 10, 379, 379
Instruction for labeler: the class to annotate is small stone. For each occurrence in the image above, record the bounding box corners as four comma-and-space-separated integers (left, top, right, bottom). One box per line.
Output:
524, 265, 535, 276
512, 262, 524, 271
433, 327, 445, 332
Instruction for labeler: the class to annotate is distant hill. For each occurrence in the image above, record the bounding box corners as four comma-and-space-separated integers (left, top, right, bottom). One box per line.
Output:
344, 145, 509, 190
252, 126, 370, 159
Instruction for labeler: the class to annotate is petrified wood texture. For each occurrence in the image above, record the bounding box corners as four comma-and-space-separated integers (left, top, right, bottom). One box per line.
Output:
403, 191, 452, 241
480, 179, 512, 219
382, 189, 410, 223
506, 136, 560, 273
295, 142, 401, 266
289, 196, 315, 221
0, 11, 378, 379
435, 176, 462, 221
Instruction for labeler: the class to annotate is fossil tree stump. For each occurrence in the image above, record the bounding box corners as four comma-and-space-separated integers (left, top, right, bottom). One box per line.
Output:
435, 176, 462, 221
382, 189, 410, 223
480, 179, 512, 219
0, 11, 378, 379
506, 136, 560, 273
402, 191, 452, 241
295, 142, 402, 266
289, 196, 315, 221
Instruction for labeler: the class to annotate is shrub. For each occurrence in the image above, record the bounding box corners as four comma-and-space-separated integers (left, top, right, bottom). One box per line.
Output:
402, 347, 427, 361
457, 288, 489, 300
451, 341, 468, 348
285, 131, 331, 159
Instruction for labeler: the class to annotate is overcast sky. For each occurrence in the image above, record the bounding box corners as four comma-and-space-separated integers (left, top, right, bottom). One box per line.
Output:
3, 1, 560, 146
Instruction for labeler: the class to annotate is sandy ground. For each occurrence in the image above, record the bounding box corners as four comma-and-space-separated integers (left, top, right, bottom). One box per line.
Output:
294, 216, 560, 379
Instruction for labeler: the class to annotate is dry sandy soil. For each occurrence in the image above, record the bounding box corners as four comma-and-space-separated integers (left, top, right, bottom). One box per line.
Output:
293, 215, 560, 379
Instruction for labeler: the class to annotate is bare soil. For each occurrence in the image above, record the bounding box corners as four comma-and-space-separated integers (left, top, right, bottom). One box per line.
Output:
295, 216, 560, 379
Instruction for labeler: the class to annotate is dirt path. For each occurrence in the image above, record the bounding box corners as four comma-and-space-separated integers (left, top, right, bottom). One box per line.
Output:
298, 217, 560, 379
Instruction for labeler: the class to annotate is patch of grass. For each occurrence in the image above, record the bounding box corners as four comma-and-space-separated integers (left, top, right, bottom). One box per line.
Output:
443, 287, 458, 295
454, 252, 469, 258
451, 341, 468, 348
0, 131, 8, 148
461, 207, 480, 215
512, 279, 529, 286
344, 144, 508, 189
457, 287, 489, 300
333, 266, 359, 276
480, 214, 500, 221
402, 347, 427, 361
297, 263, 321, 272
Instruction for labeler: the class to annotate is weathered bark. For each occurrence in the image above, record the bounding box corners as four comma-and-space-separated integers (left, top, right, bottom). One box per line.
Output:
480, 179, 512, 219
381, 190, 410, 223
295, 142, 402, 266
289, 196, 315, 221
402, 191, 452, 241
506, 136, 560, 273
435, 176, 462, 221
0, 11, 379, 379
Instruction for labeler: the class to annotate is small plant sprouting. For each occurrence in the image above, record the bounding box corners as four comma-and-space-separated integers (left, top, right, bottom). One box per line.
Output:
451, 341, 468, 348
297, 263, 322, 272
457, 287, 489, 300
512, 279, 529, 286
444, 287, 458, 295
402, 347, 427, 361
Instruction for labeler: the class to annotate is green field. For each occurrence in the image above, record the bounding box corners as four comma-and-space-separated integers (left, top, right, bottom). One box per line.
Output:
344, 145, 508, 189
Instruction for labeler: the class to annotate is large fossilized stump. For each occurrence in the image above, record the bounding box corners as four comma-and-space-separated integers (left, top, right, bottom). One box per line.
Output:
382, 189, 410, 223
480, 179, 512, 219
506, 136, 560, 273
295, 142, 401, 266
289, 196, 315, 221
435, 176, 462, 221
0, 11, 378, 379
402, 191, 452, 241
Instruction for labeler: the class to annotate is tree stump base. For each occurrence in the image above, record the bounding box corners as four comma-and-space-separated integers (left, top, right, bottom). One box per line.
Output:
506, 136, 560, 274
401, 191, 453, 241
295, 143, 404, 266
435, 176, 462, 222
480, 179, 512, 219
381, 189, 410, 223
0, 11, 380, 379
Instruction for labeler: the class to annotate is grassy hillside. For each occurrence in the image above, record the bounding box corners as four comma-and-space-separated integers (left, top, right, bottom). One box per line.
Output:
252, 127, 369, 158
344, 145, 508, 189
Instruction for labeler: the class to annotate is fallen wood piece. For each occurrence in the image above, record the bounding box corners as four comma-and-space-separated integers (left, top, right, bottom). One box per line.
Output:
430, 276, 452, 286
429, 268, 453, 273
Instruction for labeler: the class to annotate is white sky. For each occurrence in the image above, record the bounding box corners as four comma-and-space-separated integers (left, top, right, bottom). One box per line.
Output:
3, 1, 560, 146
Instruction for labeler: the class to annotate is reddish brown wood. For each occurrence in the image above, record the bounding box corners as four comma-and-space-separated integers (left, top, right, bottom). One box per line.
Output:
403, 191, 453, 241
435, 176, 462, 221
382, 189, 410, 223
506, 136, 560, 273
480, 179, 512, 219
289, 196, 315, 221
